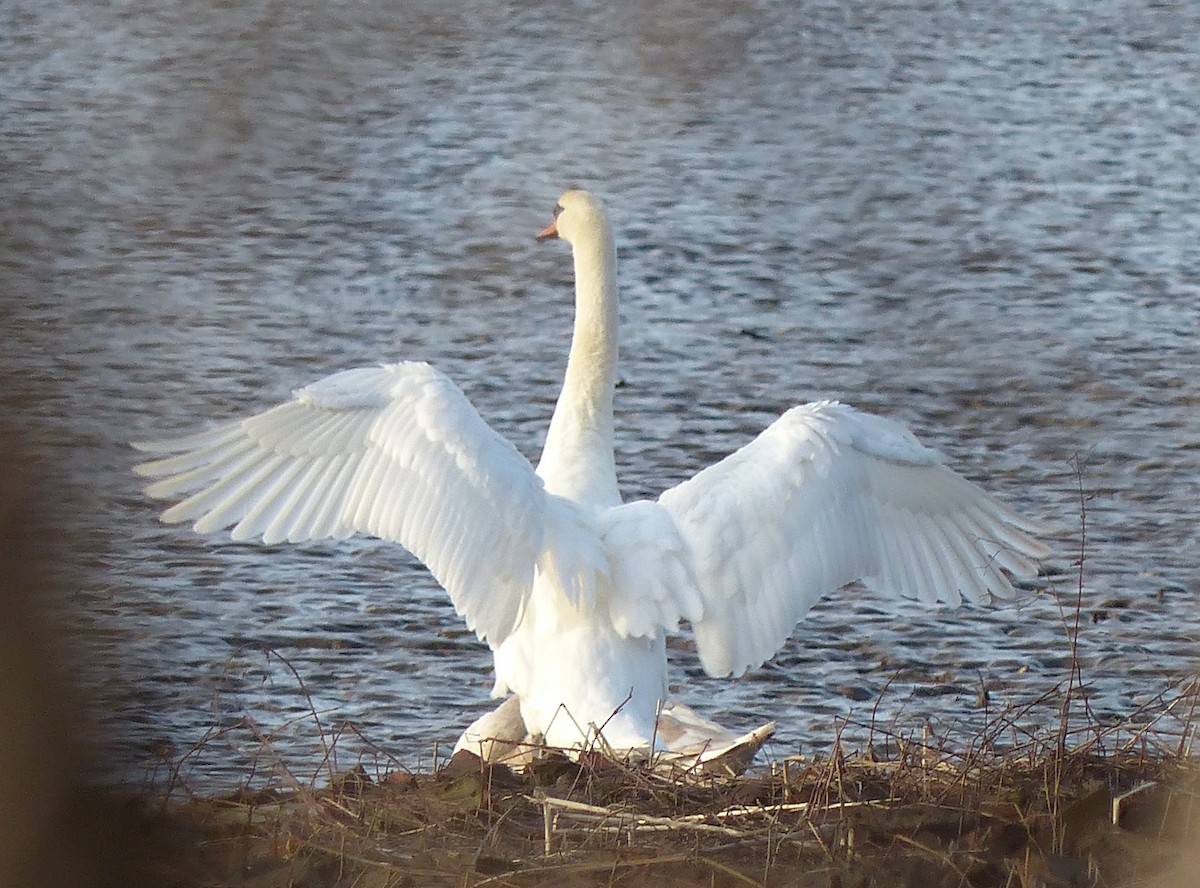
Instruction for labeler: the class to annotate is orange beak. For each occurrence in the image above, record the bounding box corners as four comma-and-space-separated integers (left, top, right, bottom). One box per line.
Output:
535, 220, 559, 242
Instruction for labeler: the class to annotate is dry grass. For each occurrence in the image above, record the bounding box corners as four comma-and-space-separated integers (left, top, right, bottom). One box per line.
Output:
126, 679, 1200, 888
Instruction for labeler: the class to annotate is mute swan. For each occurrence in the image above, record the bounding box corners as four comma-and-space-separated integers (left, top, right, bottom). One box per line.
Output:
135, 190, 1049, 762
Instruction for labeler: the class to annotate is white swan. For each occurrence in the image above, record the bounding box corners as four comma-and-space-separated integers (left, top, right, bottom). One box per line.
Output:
135, 190, 1049, 762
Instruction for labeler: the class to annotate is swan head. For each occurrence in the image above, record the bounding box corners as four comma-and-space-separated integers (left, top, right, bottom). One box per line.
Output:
535, 190, 608, 246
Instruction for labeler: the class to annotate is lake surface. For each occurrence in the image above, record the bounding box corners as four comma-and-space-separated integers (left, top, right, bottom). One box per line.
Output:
2, 0, 1198, 787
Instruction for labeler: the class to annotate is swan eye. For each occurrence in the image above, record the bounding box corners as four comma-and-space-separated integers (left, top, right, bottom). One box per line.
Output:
552, 203, 564, 219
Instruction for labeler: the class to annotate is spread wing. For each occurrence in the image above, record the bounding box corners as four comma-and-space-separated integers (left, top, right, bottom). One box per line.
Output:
134, 362, 595, 645
653, 400, 1049, 678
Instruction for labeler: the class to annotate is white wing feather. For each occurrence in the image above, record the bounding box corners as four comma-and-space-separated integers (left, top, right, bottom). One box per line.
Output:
656, 400, 1049, 678
599, 500, 704, 639
134, 362, 572, 645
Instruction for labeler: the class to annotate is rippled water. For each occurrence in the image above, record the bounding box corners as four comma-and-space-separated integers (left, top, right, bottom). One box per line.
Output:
2, 0, 1198, 787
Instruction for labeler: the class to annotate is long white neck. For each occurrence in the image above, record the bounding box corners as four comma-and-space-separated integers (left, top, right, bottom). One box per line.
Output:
536, 222, 620, 506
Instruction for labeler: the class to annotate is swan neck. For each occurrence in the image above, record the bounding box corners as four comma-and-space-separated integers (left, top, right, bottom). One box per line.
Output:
564, 231, 618, 404
538, 225, 620, 503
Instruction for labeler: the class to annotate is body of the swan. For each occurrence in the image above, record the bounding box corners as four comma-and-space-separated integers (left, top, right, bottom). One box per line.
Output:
135, 190, 1049, 759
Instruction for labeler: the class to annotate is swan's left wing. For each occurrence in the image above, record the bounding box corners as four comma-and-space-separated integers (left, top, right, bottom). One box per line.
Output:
134, 362, 566, 645
655, 400, 1049, 678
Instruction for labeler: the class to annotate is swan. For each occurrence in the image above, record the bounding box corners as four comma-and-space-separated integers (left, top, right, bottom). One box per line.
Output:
135, 189, 1049, 763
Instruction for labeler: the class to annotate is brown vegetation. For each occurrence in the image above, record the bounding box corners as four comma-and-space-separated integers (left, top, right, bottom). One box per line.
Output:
129, 681, 1199, 888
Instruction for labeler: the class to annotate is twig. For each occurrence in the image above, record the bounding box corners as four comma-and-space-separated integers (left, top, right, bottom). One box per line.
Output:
267, 648, 338, 787
241, 715, 322, 815
538, 795, 747, 853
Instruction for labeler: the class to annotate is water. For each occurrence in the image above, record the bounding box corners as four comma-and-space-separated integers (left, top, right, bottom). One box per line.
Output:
2, 0, 1197, 787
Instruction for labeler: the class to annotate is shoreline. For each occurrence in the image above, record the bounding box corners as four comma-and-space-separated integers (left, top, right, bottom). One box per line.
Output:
129, 735, 1199, 887
107, 693, 1200, 888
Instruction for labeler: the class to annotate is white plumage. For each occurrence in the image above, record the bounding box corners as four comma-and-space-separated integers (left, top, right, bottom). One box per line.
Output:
135, 190, 1049, 759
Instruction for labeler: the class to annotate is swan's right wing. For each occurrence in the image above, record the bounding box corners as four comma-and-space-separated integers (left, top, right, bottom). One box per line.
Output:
655, 401, 1049, 678
134, 362, 572, 645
